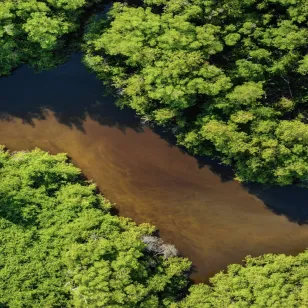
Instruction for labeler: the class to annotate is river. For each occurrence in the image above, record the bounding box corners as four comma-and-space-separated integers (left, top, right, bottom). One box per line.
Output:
1, 54, 308, 282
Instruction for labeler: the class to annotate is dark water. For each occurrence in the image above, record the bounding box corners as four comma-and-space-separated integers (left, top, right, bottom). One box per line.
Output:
1, 54, 308, 282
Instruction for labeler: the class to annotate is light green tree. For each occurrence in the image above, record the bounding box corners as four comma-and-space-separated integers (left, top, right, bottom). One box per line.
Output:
0, 147, 190, 307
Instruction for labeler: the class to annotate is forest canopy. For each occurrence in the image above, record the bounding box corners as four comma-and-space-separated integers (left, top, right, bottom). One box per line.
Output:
176, 251, 308, 308
83, 0, 308, 185
0, 0, 102, 75
0, 147, 190, 307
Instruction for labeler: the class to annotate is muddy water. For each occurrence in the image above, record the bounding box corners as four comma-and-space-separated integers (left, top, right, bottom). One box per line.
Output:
1, 54, 308, 281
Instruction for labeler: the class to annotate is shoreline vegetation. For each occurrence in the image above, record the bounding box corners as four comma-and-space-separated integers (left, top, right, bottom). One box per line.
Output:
0, 147, 308, 307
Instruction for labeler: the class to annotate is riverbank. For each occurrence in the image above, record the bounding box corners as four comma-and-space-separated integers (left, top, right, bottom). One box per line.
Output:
1, 55, 308, 282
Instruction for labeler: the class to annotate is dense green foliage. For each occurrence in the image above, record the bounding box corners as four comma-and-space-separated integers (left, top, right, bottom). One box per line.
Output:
176, 252, 308, 308
83, 0, 308, 185
0, 147, 190, 307
0, 0, 101, 75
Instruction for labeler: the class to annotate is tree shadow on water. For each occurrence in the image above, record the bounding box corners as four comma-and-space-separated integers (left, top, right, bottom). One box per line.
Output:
154, 124, 308, 225
0, 53, 143, 133
154, 127, 308, 225
244, 183, 308, 225
0, 51, 237, 183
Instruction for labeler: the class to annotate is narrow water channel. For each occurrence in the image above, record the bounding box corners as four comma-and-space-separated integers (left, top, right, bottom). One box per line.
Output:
1, 54, 308, 282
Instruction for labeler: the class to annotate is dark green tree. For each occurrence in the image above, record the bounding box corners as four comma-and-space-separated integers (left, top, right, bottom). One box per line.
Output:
0, 0, 102, 75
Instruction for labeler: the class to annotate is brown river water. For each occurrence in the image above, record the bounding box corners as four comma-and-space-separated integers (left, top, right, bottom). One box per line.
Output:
1, 54, 308, 282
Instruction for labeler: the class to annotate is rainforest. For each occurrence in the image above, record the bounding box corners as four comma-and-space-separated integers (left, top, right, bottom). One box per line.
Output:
1, 0, 308, 307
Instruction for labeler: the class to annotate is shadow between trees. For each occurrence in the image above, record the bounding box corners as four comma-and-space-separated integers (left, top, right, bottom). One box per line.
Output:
1, 53, 308, 227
